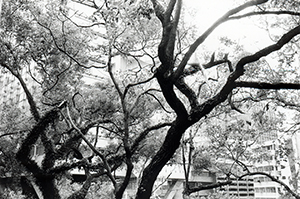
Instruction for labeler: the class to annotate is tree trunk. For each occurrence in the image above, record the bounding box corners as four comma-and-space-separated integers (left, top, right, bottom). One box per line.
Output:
20, 176, 40, 199
135, 118, 190, 199
36, 175, 61, 199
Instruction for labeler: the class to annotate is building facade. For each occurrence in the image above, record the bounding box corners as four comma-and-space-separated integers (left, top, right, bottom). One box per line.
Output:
252, 137, 295, 199
218, 176, 255, 199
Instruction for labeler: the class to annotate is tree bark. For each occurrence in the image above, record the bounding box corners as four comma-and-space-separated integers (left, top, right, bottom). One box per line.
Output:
135, 118, 190, 198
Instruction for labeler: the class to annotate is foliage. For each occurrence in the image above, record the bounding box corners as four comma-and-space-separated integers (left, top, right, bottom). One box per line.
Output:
0, 190, 26, 199
2, 0, 300, 199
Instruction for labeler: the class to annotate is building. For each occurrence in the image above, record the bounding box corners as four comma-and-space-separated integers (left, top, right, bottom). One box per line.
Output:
218, 176, 255, 199
252, 136, 295, 199
152, 165, 216, 199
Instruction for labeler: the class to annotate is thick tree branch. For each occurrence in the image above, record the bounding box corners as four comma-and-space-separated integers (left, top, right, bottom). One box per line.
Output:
183, 180, 233, 195
164, 0, 176, 25
16, 101, 66, 173
235, 81, 300, 89
166, 0, 182, 59
175, 77, 199, 110
156, 71, 188, 117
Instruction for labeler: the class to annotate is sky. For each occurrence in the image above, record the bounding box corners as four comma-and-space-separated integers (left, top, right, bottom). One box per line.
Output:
184, 0, 273, 52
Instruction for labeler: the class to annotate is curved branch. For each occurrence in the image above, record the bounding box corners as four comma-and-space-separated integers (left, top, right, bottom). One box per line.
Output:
228, 92, 244, 114
38, 22, 106, 69
123, 75, 155, 98
42, 63, 72, 97
0, 131, 26, 139
16, 102, 66, 175
129, 89, 172, 114
146, 92, 173, 114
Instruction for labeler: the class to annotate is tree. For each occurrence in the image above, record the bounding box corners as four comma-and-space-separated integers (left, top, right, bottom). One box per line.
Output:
2, 0, 300, 199
134, 0, 300, 198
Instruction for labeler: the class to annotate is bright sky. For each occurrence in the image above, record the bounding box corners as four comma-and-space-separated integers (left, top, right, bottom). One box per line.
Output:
184, 0, 273, 52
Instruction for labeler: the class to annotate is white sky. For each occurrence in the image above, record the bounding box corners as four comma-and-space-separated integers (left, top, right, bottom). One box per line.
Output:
184, 0, 273, 52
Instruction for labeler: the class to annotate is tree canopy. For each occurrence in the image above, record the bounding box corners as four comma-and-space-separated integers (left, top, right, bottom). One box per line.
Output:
2, 0, 300, 199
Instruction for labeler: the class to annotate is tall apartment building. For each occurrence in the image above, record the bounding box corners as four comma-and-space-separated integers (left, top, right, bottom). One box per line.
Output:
252, 132, 300, 199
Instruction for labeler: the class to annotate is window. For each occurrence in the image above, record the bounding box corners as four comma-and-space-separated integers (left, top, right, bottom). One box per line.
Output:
266, 187, 276, 193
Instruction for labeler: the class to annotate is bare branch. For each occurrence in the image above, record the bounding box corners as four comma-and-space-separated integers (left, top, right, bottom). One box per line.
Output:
42, 62, 73, 97
107, 44, 123, 100
60, 11, 106, 28
228, 92, 244, 114
65, 105, 117, 187
70, 0, 99, 9
203, 53, 233, 72
129, 89, 172, 114
123, 75, 155, 98
38, 22, 106, 69
0, 131, 27, 139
